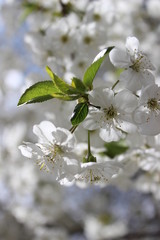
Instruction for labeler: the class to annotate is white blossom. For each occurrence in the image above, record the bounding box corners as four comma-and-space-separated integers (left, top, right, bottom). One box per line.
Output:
133, 84, 160, 135
139, 148, 160, 173
19, 121, 79, 180
83, 87, 138, 142
74, 160, 121, 187
109, 36, 155, 92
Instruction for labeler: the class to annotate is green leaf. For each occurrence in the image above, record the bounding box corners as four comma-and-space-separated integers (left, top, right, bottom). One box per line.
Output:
102, 140, 129, 159
46, 66, 83, 95
18, 81, 58, 106
83, 46, 114, 90
71, 77, 86, 92
26, 95, 54, 104
46, 66, 54, 80
71, 102, 88, 126
52, 93, 81, 101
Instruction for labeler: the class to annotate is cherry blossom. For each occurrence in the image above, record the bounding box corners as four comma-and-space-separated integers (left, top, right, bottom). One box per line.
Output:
74, 160, 121, 186
133, 84, 160, 135
109, 36, 155, 92
83, 87, 138, 142
19, 121, 79, 180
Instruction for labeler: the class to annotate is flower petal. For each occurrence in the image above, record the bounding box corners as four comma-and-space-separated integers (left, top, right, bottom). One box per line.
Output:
83, 110, 103, 130
140, 84, 160, 104
89, 88, 114, 108
125, 36, 139, 55
99, 127, 123, 142
109, 48, 131, 68
140, 70, 155, 87
138, 113, 160, 136
115, 89, 138, 112
140, 55, 155, 70
120, 69, 142, 92
18, 142, 42, 159
33, 121, 56, 143
55, 127, 75, 149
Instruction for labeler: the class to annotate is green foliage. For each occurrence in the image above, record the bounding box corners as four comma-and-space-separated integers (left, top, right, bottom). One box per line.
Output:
46, 66, 86, 96
71, 102, 88, 126
103, 139, 129, 158
18, 81, 56, 106
71, 77, 87, 92
83, 46, 114, 90
17, 80, 81, 106
18, 47, 114, 107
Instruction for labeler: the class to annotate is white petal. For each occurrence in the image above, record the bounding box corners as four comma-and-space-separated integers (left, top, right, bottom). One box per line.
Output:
33, 121, 56, 143
140, 84, 160, 103
89, 87, 114, 108
125, 36, 139, 55
120, 69, 142, 92
18, 142, 42, 159
138, 113, 160, 136
109, 48, 131, 68
118, 121, 137, 133
115, 89, 138, 113
140, 70, 155, 87
99, 127, 123, 142
83, 111, 103, 130
133, 106, 149, 125
140, 55, 155, 70
54, 127, 73, 145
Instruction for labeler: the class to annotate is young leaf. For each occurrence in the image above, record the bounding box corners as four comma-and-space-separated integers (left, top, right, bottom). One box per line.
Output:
46, 66, 54, 80
46, 66, 83, 95
18, 81, 60, 106
52, 93, 81, 101
83, 46, 114, 90
71, 77, 86, 92
71, 102, 88, 126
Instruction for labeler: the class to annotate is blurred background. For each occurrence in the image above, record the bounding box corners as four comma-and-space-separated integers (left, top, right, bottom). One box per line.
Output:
0, 0, 160, 239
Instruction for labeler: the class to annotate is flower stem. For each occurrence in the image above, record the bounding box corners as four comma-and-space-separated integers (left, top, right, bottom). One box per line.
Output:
85, 130, 96, 163
70, 125, 78, 133
112, 80, 119, 90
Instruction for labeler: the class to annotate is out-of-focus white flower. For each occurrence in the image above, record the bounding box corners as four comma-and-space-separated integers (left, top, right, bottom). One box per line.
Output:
19, 121, 79, 180
45, 17, 76, 58
133, 84, 160, 135
139, 148, 160, 173
85, 0, 115, 25
147, 0, 160, 19
85, 215, 127, 240
34, 227, 69, 240
74, 22, 106, 59
109, 36, 155, 92
83, 87, 137, 142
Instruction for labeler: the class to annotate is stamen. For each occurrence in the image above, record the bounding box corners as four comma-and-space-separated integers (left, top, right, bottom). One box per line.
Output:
147, 98, 160, 111
104, 105, 117, 120
130, 55, 144, 72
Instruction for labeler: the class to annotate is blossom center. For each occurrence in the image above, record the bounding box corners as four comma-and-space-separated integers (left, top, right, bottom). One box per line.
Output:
147, 98, 160, 111
104, 105, 117, 120
93, 13, 101, 21
53, 144, 64, 156
61, 34, 69, 43
46, 143, 64, 163
130, 55, 143, 72
83, 36, 92, 44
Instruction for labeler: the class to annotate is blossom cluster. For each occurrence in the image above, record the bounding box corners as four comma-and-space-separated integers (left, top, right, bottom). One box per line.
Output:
19, 36, 160, 188
1, 1, 160, 238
